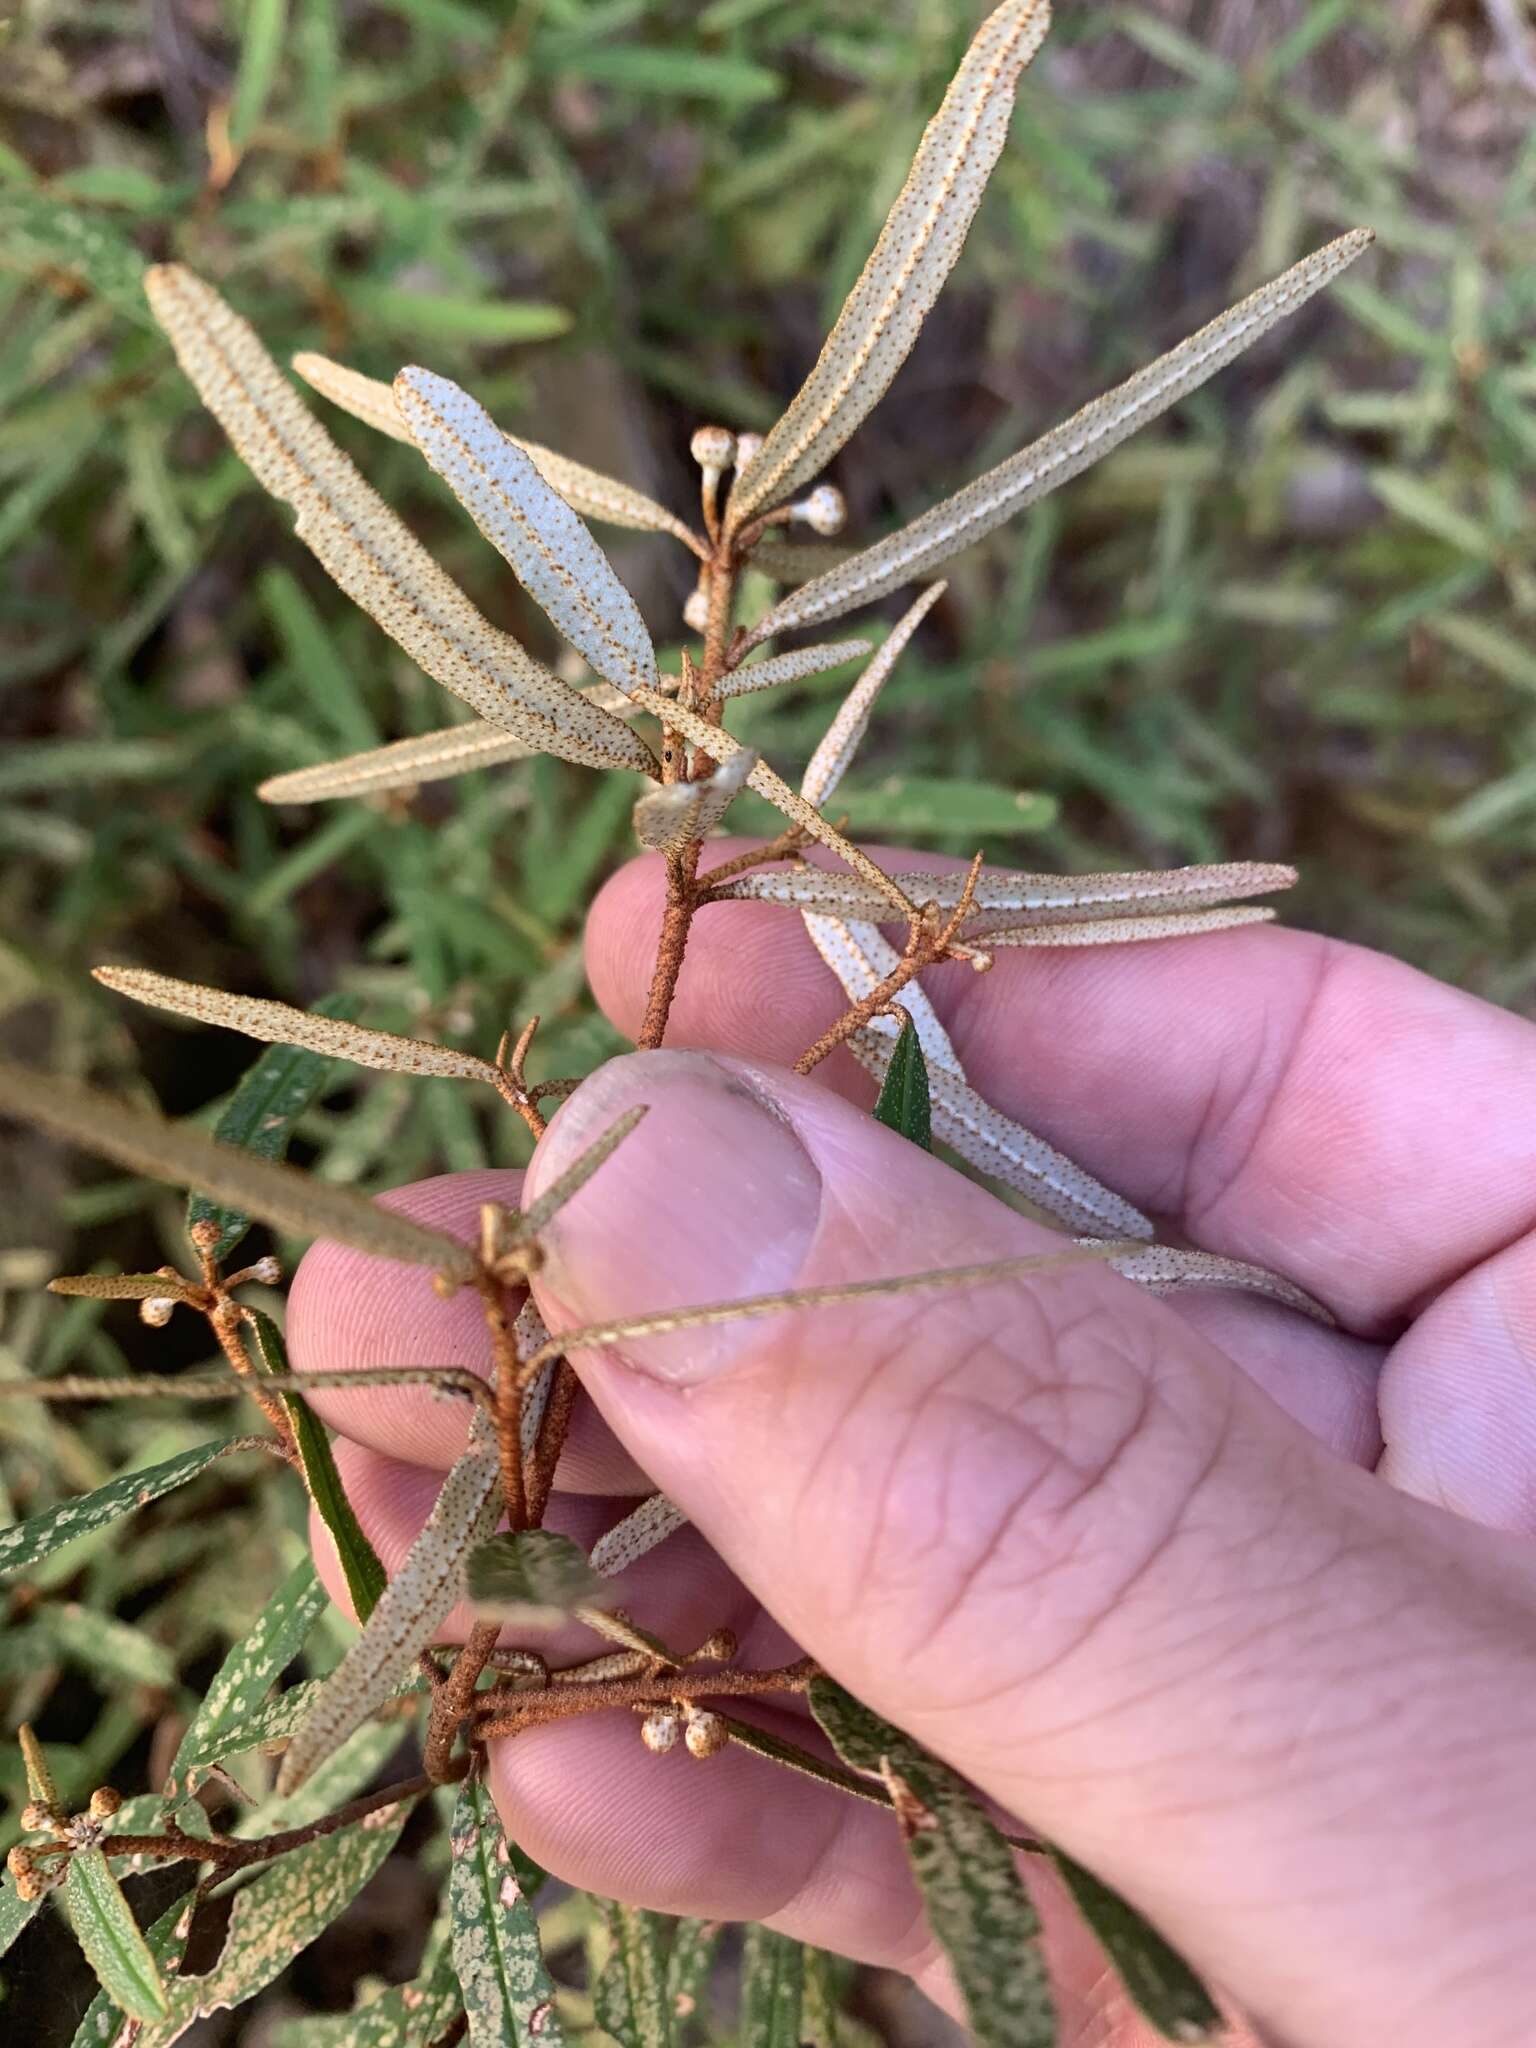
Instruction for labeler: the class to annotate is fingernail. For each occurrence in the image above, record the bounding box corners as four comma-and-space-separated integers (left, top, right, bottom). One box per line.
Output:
524, 1050, 822, 1385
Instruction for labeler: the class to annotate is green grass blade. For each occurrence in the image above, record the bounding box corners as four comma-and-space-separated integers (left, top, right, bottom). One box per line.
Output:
0, 1437, 246, 1577
450, 1773, 564, 2048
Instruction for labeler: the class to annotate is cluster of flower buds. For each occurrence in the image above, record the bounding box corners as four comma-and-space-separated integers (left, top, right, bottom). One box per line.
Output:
7, 1784, 123, 1899
639, 1701, 730, 1759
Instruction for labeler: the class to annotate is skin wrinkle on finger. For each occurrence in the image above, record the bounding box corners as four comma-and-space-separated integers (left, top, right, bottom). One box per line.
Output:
586, 847, 1536, 1328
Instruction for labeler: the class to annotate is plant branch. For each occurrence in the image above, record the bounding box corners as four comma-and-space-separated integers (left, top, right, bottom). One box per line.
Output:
475, 1656, 817, 1738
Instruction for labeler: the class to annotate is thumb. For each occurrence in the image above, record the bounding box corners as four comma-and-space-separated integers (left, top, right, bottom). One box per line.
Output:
526, 1049, 1536, 2048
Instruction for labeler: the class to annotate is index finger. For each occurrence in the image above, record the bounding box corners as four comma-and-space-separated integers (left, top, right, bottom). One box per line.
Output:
586, 845, 1536, 1330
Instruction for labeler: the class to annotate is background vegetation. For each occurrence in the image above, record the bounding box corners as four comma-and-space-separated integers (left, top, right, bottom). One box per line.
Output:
3, 0, 1535, 2036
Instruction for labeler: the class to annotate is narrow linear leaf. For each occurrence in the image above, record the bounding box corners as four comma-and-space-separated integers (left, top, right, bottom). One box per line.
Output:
170, 1555, 329, 1790
228, 0, 288, 149
97, 966, 504, 1089
514, 1105, 650, 1238
873, 1014, 931, 1150
624, 685, 917, 918
466, 1527, 615, 1627
65, 1849, 170, 2023
717, 639, 871, 699
145, 267, 656, 777
133, 1805, 410, 2044
0, 188, 150, 323
295, 351, 702, 549
67, 1892, 194, 2048
450, 1773, 565, 2048
740, 1929, 805, 2048
46, 1272, 197, 1301
752, 230, 1374, 639
274, 1922, 463, 2045
277, 1411, 502, 1793
809, 1679, 1055, 2048
729, 0, 1051, 524
719, 1717, 898, 1811
974, 907, 1276, 947
1049, 1850, 1221, 2041
597, 1903, 672, 2048
589, 1493, 688, 1577
748, 539, 854, 583
802, 583, 946, 806
259, 684, 640, 805
0, 1869, 43, 1964
1089, 1241, 1332, 1326
803, 913, 964, 1079
666, 1919, 722, 2026
185, 990, 361, 1263
395, 367, 659, 699
0, 1436, 244, 1577
246, 1309, 390, 1619
0, 1057, 479, 1282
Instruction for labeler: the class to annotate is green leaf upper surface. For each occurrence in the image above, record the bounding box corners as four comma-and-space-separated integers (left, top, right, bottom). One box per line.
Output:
67, 1892, 193, 2048
809, 1678, 1056, 2048
65, 1848, 171, 2023
449, 1773, 564, 2048
186, 991, 361, 1263
1049, 1850, 1222, 2042
274, 1928, 463, 2044
0, 1866, 43, 1965
873, 1013, 932, 1150
596, 1904, 673, 2048
740, 1928, 805, 2048
246, 1309, 388, 1621
665, 1918, 722, 2031
0, 1437, 245, 1577
169, 1555, 329, 1793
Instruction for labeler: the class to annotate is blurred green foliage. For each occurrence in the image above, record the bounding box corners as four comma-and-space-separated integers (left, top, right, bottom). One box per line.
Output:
2, 0, 1535, 2030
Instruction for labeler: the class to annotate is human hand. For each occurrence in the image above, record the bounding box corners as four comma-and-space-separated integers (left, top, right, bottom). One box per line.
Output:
291, 845, 1536, 2048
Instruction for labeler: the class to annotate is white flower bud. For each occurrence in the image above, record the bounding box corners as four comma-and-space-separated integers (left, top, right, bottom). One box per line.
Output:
249, 1256, 282, 1286
140, 1296, 177, 1328
791, 484, 845, 536
683, 1706, 729, 1759
734, 432, 763, 470
641, 1709, 681, 1754
689, 425, 736, 475
682, 585, 710, 633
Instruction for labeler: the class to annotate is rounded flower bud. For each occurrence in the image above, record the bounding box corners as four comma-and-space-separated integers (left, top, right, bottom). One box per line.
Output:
88, 1786, 123, 1821
19, 1801, 57, 1835
689, 425, 736, 475
140, 1296, 177, 1328
7, 1846, 43, 1901
734, 432, 763, 470
682, 585, 711, 634
683, 1707, 729, 1759
188, 1218, 222, 1252
792, 484, 845, 536
640, 1709, 681, 1754
249, 1256, 282, 1286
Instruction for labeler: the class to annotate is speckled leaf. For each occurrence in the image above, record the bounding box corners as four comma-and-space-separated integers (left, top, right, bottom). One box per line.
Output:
0, 1059, 479, 1282
1087, 1241, 1331, 1325
277, 1411, 502, 1794
184, 991, 360, 1262
597, 1904, 672, 2048
1049, 1851, 1221, 2042
740, 1929, 805, 2048
809, 1680, 1056, 2048
0, 1866, 43, 1963
45, 1273, 197, 1302
466, 1528, 615, 1626
802, 584, 946, 806
801, 914, 963, 1079
0, 1436, 243, 1577
974, 906, 1276, 947
145, 268, 655, 778
450, 1773, 564, 2048
395, 368, 658, 701
728, 0, 1050, 524
68, 1892, 193, 2048
169, 1557, 329, 1793
99, 968, 504, 1091
752, 231, 1373, 639
717, 640, 870, 699
588, 1493, 688, 1577
873, 1015, 931, 1151
624, 685, 916, 918
665, 1919, 721, 2027
132, 1803, 409, 2045
294, 351, 701, 549
0, 188, 150, 324
274, 1925, 463, 2044
245, 1310, 390, 1620
65, 1849, 170, 2023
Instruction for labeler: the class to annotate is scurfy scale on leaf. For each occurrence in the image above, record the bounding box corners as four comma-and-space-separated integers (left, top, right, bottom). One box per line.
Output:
801, 583, 947, 807
143, 267, 657, 778
748, 229, 1372, 644
294, 348, 705, 551
394, 366, 660, 701
716, 639, 871, 699
634, 751, 757, 854
728, 0, 1051, 527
